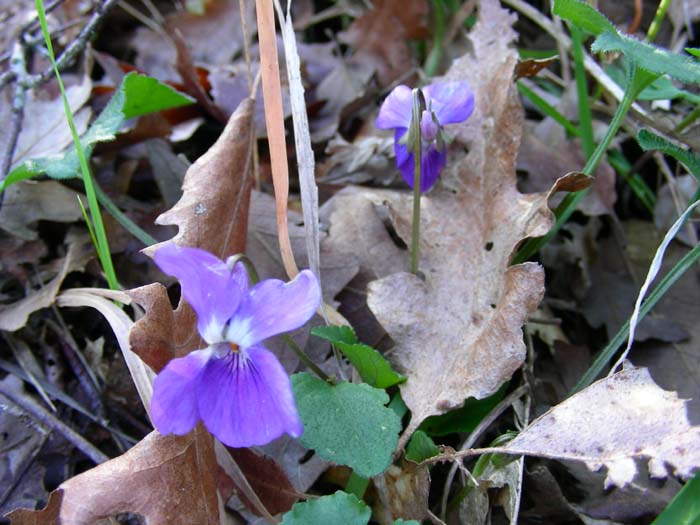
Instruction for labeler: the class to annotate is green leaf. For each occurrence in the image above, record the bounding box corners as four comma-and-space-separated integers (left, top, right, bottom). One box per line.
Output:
685, 47, 700, 59
393, 521, 420, 525
311, 326, 406, 389
281, 491, 370, 525
120, 73, 194, 119
653, 472, 700, 525
405, 430, 439, 463
312, 325, 357, 345
637, 128, 700, 179
553, 0, 617, 36
606, 63, 700, 102
418, 384, 507, 437
2, 73, 194, 191
292, 373, 401, 477
592, 32, 700, 85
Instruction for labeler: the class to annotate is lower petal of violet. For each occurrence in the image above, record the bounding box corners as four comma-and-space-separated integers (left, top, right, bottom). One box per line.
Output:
396, 140, 447, 192
151, 348, 213, 436
195, 346, 303, 448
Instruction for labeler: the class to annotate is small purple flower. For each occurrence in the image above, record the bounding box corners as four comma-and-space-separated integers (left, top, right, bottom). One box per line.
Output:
376, 81, 474, 191
150, 244, 321, 448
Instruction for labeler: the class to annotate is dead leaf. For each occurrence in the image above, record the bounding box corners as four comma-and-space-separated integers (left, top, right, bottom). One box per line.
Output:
6, 428, 221, 524
209, 61, 292, 136
505, 367, 700, 487
172, 30, 229, 123
364, 0, 553, 440
129, 98, 255, 371
318, 134, 396, 186
373, 462, 430, 523
581, 267, 689, 344
338, 0, 428, 85
132, 0, 254, 81
517, 129, 617, 216
311, 60, 374, 141
654, 174, 698, 247
0, 236, 90, 331
4, 75, 91, 168
0, 181, 83, 240
228, 448, 301, 515
514, 57, 558, 80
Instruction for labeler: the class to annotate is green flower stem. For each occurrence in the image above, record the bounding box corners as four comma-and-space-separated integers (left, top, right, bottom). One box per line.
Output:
93, 184, 157, 247
512, 70, 641, 264
674, 104, 700, 133
646, 0, 671, 43
282, 334, 333, 384
410, 88, 425, 275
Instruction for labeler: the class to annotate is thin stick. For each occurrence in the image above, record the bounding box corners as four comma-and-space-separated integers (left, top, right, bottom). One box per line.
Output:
439, 384, 528, 519
0, 380, 109, 464
255, 0, 299, 279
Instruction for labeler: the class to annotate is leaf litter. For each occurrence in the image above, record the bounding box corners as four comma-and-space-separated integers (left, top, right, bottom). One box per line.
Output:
3, 0, 700, 522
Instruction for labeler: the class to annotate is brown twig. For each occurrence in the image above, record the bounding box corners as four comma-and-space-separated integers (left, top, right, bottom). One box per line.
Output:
439, 384, 529, 519
0, 379, 109, 464
1, 43, 28, 184
0, 0, 120, 91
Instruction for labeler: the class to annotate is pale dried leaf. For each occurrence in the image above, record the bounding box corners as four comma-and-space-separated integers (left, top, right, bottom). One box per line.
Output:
505, 367, 700, 488
0, 181, 83, 240
8, 76, 91, 167
0, 236, 89, 331
365, 0, 553, 438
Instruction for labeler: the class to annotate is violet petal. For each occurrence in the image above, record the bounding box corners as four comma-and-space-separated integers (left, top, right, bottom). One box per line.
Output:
225, 269, 321, 347
420, 110, 439, 141
376, 85, 413, 129
150, 348, 213, 436
154, 245, 248, 344
424, 81, 475, 125
395, 130, 446, 192
196, 346, 303, 447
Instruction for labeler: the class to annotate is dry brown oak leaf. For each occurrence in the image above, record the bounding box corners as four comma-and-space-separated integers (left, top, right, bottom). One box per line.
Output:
6, 428, 220, 524
364, 0, 556, 442
128, 98, 254, 372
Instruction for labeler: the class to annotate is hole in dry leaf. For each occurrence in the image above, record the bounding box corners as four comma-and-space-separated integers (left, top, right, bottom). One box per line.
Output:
114, 512, 146, 525
490, 303, 496, 309
383, 219, 408, 250
484, 241, 494, 251
298, 449, 315, 465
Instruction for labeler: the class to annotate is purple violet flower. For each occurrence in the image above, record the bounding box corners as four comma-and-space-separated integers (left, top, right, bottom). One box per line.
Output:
150, 244, 321, 448
376, 81, 475, 191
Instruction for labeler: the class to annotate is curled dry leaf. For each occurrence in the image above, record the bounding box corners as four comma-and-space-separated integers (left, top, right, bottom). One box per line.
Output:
6, 428, 221, 525
504, 367, 700, 488
129, 98, 254, 372
364, 0, 554, 440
